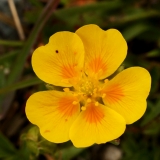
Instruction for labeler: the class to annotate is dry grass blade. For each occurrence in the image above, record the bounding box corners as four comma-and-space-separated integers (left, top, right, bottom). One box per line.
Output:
8, 0, 25, 40
0, 0, 60, 120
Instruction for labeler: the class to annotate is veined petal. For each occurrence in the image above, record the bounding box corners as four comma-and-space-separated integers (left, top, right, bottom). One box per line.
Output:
32, 31, 85, 87
69, 103, 125, 148
76, 24, 127, 79
101, 67, 151, 124
26, 91, 80, 143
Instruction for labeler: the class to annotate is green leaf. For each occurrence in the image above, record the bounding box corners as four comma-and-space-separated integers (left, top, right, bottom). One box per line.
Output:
143, 121, 160, 135
0, 68, 6, 112
56, 146, 85, 160
146, 49, 160, 57
0, 68, 6, 89
54, 1, 123, 19
150, 66, 160, 93
0, 51, 19, 64
29, 0, 43, 8
141, 100, 160, 126
123, 23, 150, 41
120, 9, 160, 24
0, 132, 17, 158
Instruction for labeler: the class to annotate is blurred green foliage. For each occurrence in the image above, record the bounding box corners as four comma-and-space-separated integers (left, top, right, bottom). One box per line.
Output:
0, 0, 160, 159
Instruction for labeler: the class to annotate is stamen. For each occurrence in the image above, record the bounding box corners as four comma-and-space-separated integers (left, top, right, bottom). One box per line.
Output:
81, 106, 86, 111
73, 93, 78, 97
63, 88, 70, 92
104, 79, 109, 83
79, 78, 94, 95
102, 93, 106, 98
95, 101, 99, 106
72, 101, 78, 105
87, 98, 91, 103
93, 88, 97, 93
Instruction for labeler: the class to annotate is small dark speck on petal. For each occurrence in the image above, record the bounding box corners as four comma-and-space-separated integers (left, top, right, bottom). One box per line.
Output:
65, 119, 68, 122
55, 50, 59, 53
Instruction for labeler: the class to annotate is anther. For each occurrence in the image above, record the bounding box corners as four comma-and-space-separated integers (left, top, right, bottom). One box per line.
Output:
72, 101, 78, 105
73, 93, 78, 97
104, 79, 109, 83
81, 106, 86, 111
102, 93, 106, 98
95, 101, 99, 106
87, 98, 91, 103
93, 88, 97, 93
63, 88, 70, 92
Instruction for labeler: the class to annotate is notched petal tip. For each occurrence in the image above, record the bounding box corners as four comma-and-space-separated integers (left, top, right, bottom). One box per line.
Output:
32, 31, 85, 87
102, 67, 151, 124
75, 24, 127, 80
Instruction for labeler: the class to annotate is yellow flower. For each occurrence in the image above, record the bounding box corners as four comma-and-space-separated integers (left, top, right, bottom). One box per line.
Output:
26, 24, 151, 148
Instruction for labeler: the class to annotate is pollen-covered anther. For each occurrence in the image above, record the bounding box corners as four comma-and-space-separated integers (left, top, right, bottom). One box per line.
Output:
104, 79, 109, 83
95, 101, 99, 106
63, 88, 70, 92
87, 98, 92, 103
81, 106, 86, 111
72, 101, 78, 105
102, 93, 106, 98
93, 88, 97, 93
72, 93, 78, 97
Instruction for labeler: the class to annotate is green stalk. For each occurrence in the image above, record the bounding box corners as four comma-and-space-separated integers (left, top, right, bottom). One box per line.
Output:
0, 40, 24, 47
0, 77, 42, 94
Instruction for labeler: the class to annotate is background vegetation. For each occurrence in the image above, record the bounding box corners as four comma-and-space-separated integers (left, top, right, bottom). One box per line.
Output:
0, 0, 160, 159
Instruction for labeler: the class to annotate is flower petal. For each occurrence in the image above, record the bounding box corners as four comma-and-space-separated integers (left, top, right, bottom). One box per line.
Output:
76, 24, 127, 79
32, 31, 85, 87
69, 102, 125, 147
26, 91, 80, 143
101, 67, 151, 124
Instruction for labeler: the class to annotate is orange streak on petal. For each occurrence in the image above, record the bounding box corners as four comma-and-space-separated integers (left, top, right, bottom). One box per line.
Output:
58, 97, 79, 117
44, 130, 50, 133
83, 103, 104, 124
88, 56, 107, 73
103, 84, 124, 104
61, 64, 78, 79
